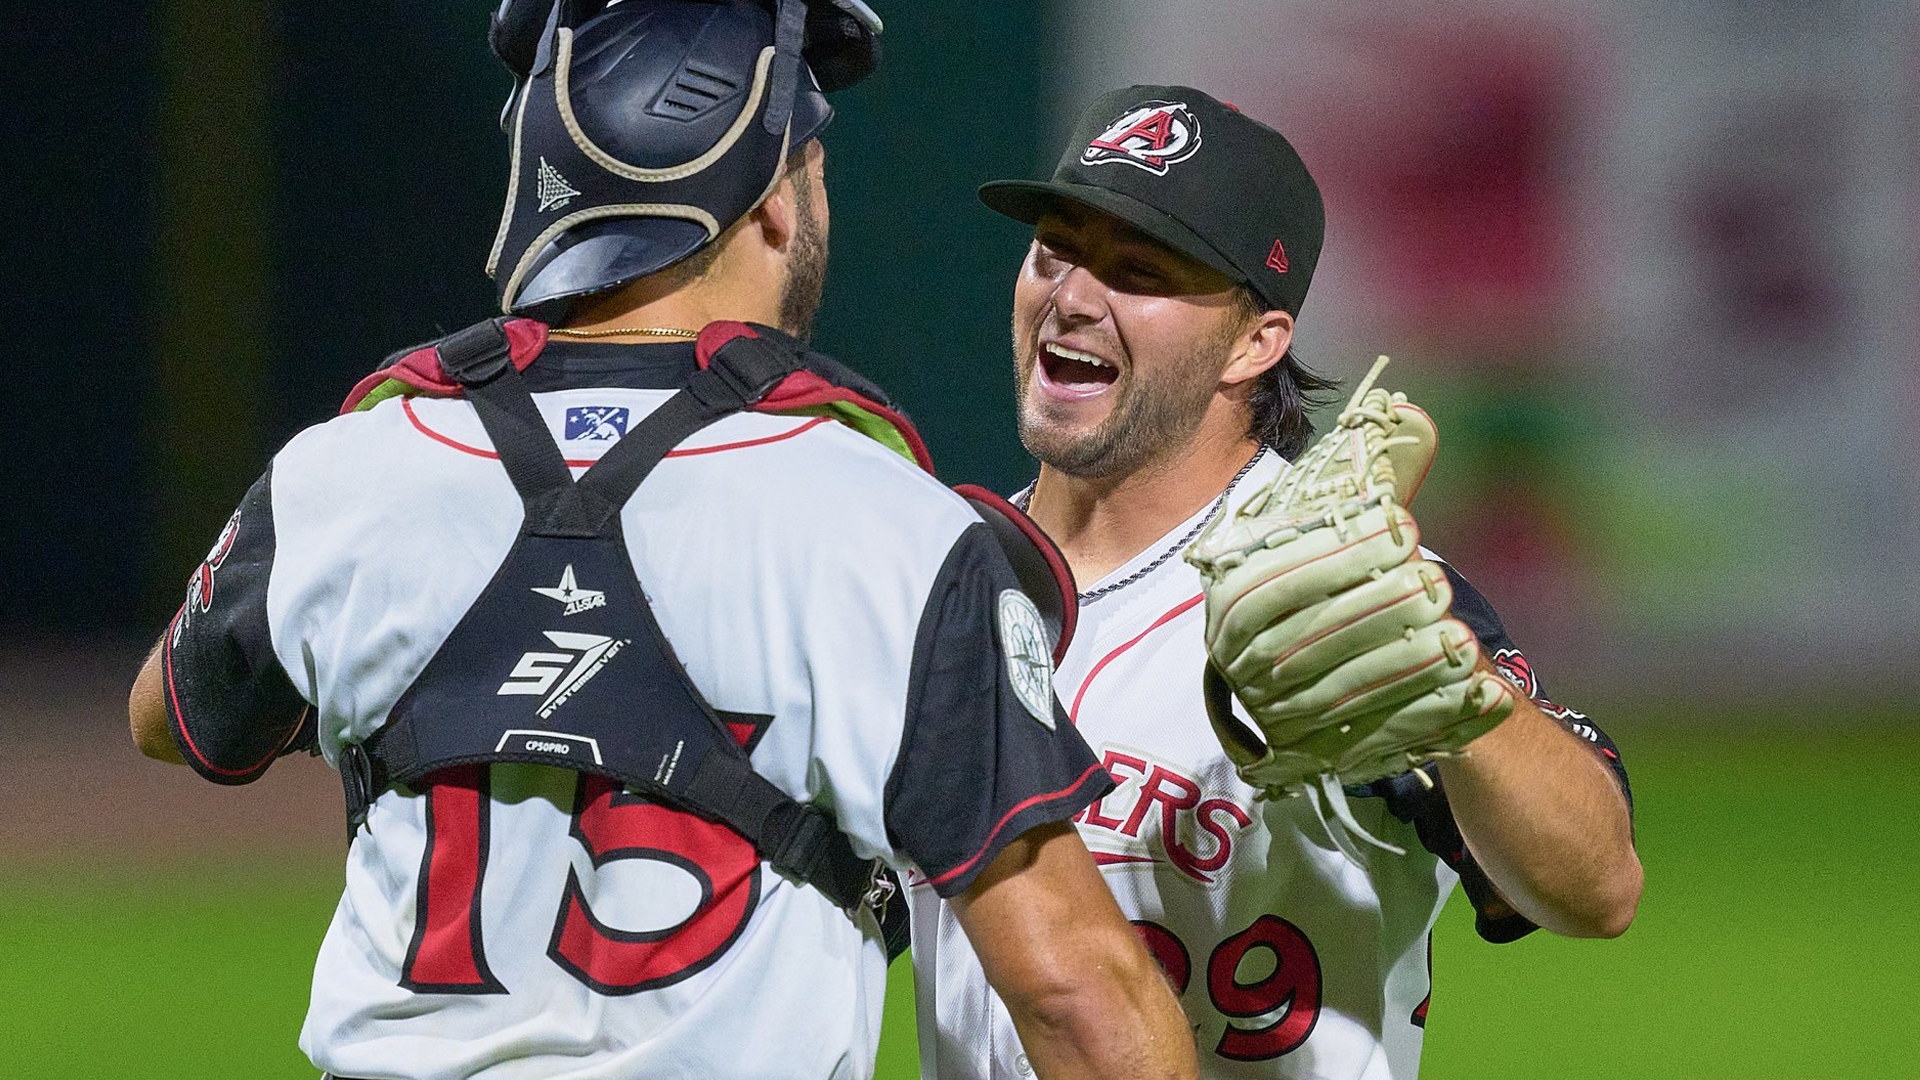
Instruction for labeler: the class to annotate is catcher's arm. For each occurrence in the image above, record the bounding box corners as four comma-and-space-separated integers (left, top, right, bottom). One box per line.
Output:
129, 468, 315, 779
953, 821, 1198, 1080
130, 637, 183, 764
1437, 655, 1641, 939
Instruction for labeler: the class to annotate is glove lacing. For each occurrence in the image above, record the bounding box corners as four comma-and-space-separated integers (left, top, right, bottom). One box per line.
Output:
1238, 356, 1419, 549
1302, 773, 1406, 860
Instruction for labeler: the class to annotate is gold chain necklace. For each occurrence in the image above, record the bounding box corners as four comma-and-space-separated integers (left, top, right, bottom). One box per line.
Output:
547, 325, 701, 339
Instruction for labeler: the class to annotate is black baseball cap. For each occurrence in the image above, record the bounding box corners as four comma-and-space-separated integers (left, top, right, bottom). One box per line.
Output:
979, 85, 1324, 316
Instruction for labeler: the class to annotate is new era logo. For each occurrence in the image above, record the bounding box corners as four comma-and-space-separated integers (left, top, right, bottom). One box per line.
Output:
1266, 239, 1289, 274
565, 406, 629, 441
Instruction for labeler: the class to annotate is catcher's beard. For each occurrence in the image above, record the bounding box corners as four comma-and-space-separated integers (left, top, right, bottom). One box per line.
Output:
777, 160, 828, 341
1012, 315, 1238, 481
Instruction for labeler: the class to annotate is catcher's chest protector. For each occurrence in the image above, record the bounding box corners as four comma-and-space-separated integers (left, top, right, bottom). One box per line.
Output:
341, 318, 878, 911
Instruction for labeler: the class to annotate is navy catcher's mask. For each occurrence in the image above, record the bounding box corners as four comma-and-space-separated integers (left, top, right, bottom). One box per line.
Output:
485, 0, 882, 317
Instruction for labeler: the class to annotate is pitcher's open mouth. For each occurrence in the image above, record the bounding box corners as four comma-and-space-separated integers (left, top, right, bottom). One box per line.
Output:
1039, 343, 1118, 389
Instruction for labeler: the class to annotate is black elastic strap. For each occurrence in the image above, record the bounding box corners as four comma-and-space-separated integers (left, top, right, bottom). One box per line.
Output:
340, 742, 375, 846
358, 715, 416, 797
576, 333, 805, 511
682, 752, 873, 909
435, 318, 516, 383
570, 390, 729, 514
434, 319, 581, 520
438, 323, 806, 533
763, 0, 809, 136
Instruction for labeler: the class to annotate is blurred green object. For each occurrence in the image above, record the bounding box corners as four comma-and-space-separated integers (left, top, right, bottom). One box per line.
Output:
6, 722, 1913, 1078
1419, 721, 1919, 1078
1, 864, 335, 1078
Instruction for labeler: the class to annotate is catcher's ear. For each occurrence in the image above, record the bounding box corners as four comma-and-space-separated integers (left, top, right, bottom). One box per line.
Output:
748, 141, 825, 256
1219, 308, 1294, 388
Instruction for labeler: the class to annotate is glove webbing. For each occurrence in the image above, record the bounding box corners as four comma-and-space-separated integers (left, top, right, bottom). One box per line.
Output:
1203, 663, 1407, 857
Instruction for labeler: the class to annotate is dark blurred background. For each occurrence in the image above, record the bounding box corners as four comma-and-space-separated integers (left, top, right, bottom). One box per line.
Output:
10, 0, 1917, 703
4, 2, 1916, 1078
3, 0, 1057, 639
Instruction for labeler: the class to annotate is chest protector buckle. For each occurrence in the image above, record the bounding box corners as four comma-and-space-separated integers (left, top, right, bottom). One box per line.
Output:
341, 317, 877, 912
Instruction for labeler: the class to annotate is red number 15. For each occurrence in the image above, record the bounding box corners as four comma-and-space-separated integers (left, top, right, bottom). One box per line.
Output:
399, 765, 761, 995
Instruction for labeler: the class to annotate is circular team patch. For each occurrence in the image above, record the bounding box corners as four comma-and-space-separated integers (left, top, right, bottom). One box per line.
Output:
997, 589, 1056, 730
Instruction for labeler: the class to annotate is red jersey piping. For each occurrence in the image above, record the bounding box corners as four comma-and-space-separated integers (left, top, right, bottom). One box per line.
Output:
1067, 594, 1205, 723
923, 762, 1110, 890
401, 398, 832, 464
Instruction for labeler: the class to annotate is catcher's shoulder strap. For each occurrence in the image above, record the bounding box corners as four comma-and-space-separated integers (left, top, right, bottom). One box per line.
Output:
339, 318, 550, 415
339, 316, 880, 912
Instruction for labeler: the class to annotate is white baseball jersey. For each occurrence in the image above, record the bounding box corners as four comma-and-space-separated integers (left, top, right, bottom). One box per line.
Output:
908, 450, 1630, 1080
159, 339, 1111, 1080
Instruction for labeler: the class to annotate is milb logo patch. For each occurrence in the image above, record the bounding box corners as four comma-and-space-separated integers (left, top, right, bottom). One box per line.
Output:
565, 406, 629, 441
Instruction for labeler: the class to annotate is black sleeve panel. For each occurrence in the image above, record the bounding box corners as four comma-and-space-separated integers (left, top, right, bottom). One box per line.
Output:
1442, 563, 1632, 810
885, 523, 1114, 899
162, 465, 313, 785
1364, 562, 1634, 942
1372, 766, 1539, 943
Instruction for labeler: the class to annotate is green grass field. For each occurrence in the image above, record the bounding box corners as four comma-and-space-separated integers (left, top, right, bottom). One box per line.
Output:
5, 722, 1913, 1079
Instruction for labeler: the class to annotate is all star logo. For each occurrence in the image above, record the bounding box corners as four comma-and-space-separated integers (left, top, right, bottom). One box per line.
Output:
1072, 747, 1257, 886
1081, 101, 1202, 175
535, 156, 580, 212
531, 565, 606, 616
497, 630, 628, 719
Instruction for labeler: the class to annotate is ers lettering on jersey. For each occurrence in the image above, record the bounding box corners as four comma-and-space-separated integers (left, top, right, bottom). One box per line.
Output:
1073, 747, 1253, 885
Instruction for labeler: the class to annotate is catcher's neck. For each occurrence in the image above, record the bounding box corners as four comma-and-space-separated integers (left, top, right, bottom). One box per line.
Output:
557, 218, 787, 338
1029, 434, 1263, 586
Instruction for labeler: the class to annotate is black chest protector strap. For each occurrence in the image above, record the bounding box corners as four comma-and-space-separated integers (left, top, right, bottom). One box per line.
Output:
342, 317, 880, 913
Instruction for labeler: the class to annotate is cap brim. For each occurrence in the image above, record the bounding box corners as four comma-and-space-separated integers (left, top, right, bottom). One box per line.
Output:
511, 217, 711, 314
978, 179, 1245, 286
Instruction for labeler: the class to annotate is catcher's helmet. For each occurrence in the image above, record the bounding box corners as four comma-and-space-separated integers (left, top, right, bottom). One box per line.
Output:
485, 0, 882, 317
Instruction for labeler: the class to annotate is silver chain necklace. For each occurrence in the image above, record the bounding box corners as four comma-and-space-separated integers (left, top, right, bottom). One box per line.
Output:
1020, 448, 1270, 607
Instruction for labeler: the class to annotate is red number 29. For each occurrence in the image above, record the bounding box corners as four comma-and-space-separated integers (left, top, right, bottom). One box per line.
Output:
1132, 915, 1323, 1062
1207, 915, 1321, 1060
399, 766, 760, 995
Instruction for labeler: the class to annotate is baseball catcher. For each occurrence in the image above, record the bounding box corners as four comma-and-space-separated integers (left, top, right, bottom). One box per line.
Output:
1186, 357, 1516, 852
127, 6, 1205, 1077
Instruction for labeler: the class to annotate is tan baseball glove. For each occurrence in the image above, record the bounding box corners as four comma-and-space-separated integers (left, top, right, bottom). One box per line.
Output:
1185, 358, 1514, 836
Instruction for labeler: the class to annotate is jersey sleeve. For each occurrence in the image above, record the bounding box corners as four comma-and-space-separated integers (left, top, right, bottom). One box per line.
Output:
1369, 561, 1633, 943
883, 523, 1114, 899
160, 464, 314, 785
